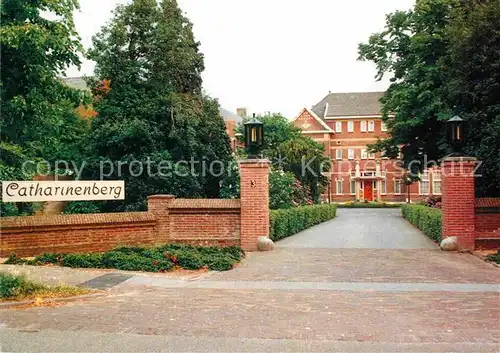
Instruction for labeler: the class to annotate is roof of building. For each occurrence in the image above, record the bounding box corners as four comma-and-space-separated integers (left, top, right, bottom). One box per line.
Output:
219, 107, 242, 123
61, 77, 88, 90
311, 91, 384, 118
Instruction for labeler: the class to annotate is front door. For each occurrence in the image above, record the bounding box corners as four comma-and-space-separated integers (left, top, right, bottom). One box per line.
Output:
364, 180, 373, 201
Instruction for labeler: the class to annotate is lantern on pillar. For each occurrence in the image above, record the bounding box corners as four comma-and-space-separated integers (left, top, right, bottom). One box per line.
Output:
446, 115, 465, 156
244, 114, 264, 159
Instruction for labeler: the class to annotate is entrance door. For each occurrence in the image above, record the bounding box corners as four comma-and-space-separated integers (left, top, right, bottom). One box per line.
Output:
364, 180, 373, 201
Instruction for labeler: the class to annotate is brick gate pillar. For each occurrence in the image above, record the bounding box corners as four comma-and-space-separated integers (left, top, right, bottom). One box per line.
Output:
441, 157, 477, 250
239, 159, 270, 251
147, 195, 175, 242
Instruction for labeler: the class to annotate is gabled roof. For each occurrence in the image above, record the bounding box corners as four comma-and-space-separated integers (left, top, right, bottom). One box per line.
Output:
312, 91, 384, 118
61, 77, 89, 90
292, 107, 334, 132
219, 107, 242, 123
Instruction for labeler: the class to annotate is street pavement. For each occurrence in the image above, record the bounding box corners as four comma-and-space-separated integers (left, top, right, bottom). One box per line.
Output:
1, 208, 499, 352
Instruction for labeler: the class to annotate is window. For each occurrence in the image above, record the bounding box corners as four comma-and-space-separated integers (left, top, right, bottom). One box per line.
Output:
348, 148, 354, 160
381, 179, 387, 194
368, 120, 375, 132
360, 121, 367, 132
432, 171, 442, 195
336, 179, 343, 195
381, 121, 388, 132
347, 121, 354, 132
335, 121, 342, 133
361, 149, 368, 159
419, 171, 430, 195
368, 151, 375, 159
336, 149, 343, 160
350, 180, 356, 195
395, 180, 402, 195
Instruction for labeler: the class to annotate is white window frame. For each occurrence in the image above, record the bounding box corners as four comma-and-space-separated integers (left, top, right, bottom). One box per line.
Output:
360, 120, 367, 132
381, 179, 387, 195
381, 121, 388, 132
394, 179, 402, 195
335, 121, 342, 133
347, 121, 354, 133
336, 149, 342, 160
368, 120, 375, 132
419, 171, 430, 195
368, 151, 375, 159
350, 180, 356, 195
432, 171, 442, 195
336, 179, 343, 195
361, 149, 367, 159
348, 148, 354, 160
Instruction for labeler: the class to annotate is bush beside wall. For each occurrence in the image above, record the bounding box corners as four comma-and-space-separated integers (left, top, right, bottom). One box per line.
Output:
401, 204, 442, 243
337, 202, 401, 208
269, 204, 337, 241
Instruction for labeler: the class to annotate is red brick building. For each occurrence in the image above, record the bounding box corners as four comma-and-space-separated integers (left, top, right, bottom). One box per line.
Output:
293, 92, 441, 202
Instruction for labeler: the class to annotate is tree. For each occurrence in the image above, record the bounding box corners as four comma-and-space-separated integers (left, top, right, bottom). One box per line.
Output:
441, 0, 500, 196
85, 0, 232, 211
358, 0, 500, 196
237, 113, 329, 203
1, 0, 88, 163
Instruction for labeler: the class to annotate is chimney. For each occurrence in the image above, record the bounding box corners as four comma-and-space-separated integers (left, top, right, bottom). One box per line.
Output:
236, 107, 247, 119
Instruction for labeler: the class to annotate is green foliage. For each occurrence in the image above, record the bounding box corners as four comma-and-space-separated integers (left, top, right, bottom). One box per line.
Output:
359, 0, 500, 196
401, 204, 442, 243
237, 113, 329, 203
486, 251, 500, 264
337, 202, 401, 208
84, 0, 233, 211
64, 201, 103, 214
0, 272, 45, 299
269, 204, 337, 241
269, 169, 312, 209
4, 245, 244, 272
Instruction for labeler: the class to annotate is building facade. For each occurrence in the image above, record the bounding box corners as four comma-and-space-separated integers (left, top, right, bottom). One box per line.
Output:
293, 92, 441, 202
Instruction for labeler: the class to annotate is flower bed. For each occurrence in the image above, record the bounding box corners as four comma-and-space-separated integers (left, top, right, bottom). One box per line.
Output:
4, 244, 244, 272
401, 204, 442, 243
269, 204, 337, 241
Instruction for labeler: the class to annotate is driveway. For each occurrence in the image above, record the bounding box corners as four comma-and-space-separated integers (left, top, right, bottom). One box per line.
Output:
276, 208, 437, 249
1, 208, 499, 352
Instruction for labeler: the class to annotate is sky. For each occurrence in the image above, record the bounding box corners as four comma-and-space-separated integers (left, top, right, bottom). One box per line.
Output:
68, 0, 415, 118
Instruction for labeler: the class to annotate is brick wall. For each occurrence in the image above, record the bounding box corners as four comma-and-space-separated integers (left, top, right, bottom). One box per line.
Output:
169, 199, 241, 247
1, 197, 243, 257
0, 212, 157, 257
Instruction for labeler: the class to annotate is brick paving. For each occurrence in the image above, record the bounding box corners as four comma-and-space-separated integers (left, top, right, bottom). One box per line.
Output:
1, 208, 499, 352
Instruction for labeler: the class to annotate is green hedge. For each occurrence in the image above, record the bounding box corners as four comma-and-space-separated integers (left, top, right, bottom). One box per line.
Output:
337, 202, 401, 208
4, 244, 244, 272
269, 204, 337, 241
401, 204, 442, 243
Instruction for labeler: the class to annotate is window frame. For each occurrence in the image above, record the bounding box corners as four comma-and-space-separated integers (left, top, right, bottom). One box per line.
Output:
336, 179, 343, 195
336, 149, 343, 160
368, 120, 375, 132
360, 120, 367, 132
348, 148, 354, 160
335, 121, 342, 133
381, 179, 387, 195
347, 121, 354, 133
432, 171, 442, 195
394, 179, 402, 195
350, 180, 356, 195
419, 171, 430, 195
361, 149, 367, 159
381, 121, 388, 132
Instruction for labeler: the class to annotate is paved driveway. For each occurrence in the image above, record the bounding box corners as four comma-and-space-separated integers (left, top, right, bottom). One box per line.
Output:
277, 208, 437, 249
1, 208, 499, 352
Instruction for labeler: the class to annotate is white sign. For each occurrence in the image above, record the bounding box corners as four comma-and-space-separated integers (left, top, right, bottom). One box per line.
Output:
1, 181, 125, 202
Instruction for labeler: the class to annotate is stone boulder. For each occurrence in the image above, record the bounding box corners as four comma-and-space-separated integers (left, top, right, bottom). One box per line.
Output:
440, 236, 458, 251
257, 236, 274, 251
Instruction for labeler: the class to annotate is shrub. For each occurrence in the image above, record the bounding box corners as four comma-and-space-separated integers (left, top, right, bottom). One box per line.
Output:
0, 272, 45, 299
486, 251, 500, 264
269, 204, 337, 241
401, 204, 442, 243
3, 244, 244, 273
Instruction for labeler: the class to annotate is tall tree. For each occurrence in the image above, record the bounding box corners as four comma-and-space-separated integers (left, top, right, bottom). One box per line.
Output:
359, 0, 500, 196
442, 0, 500, 196
86, 0, 232, 211
0, 0, 87, 162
